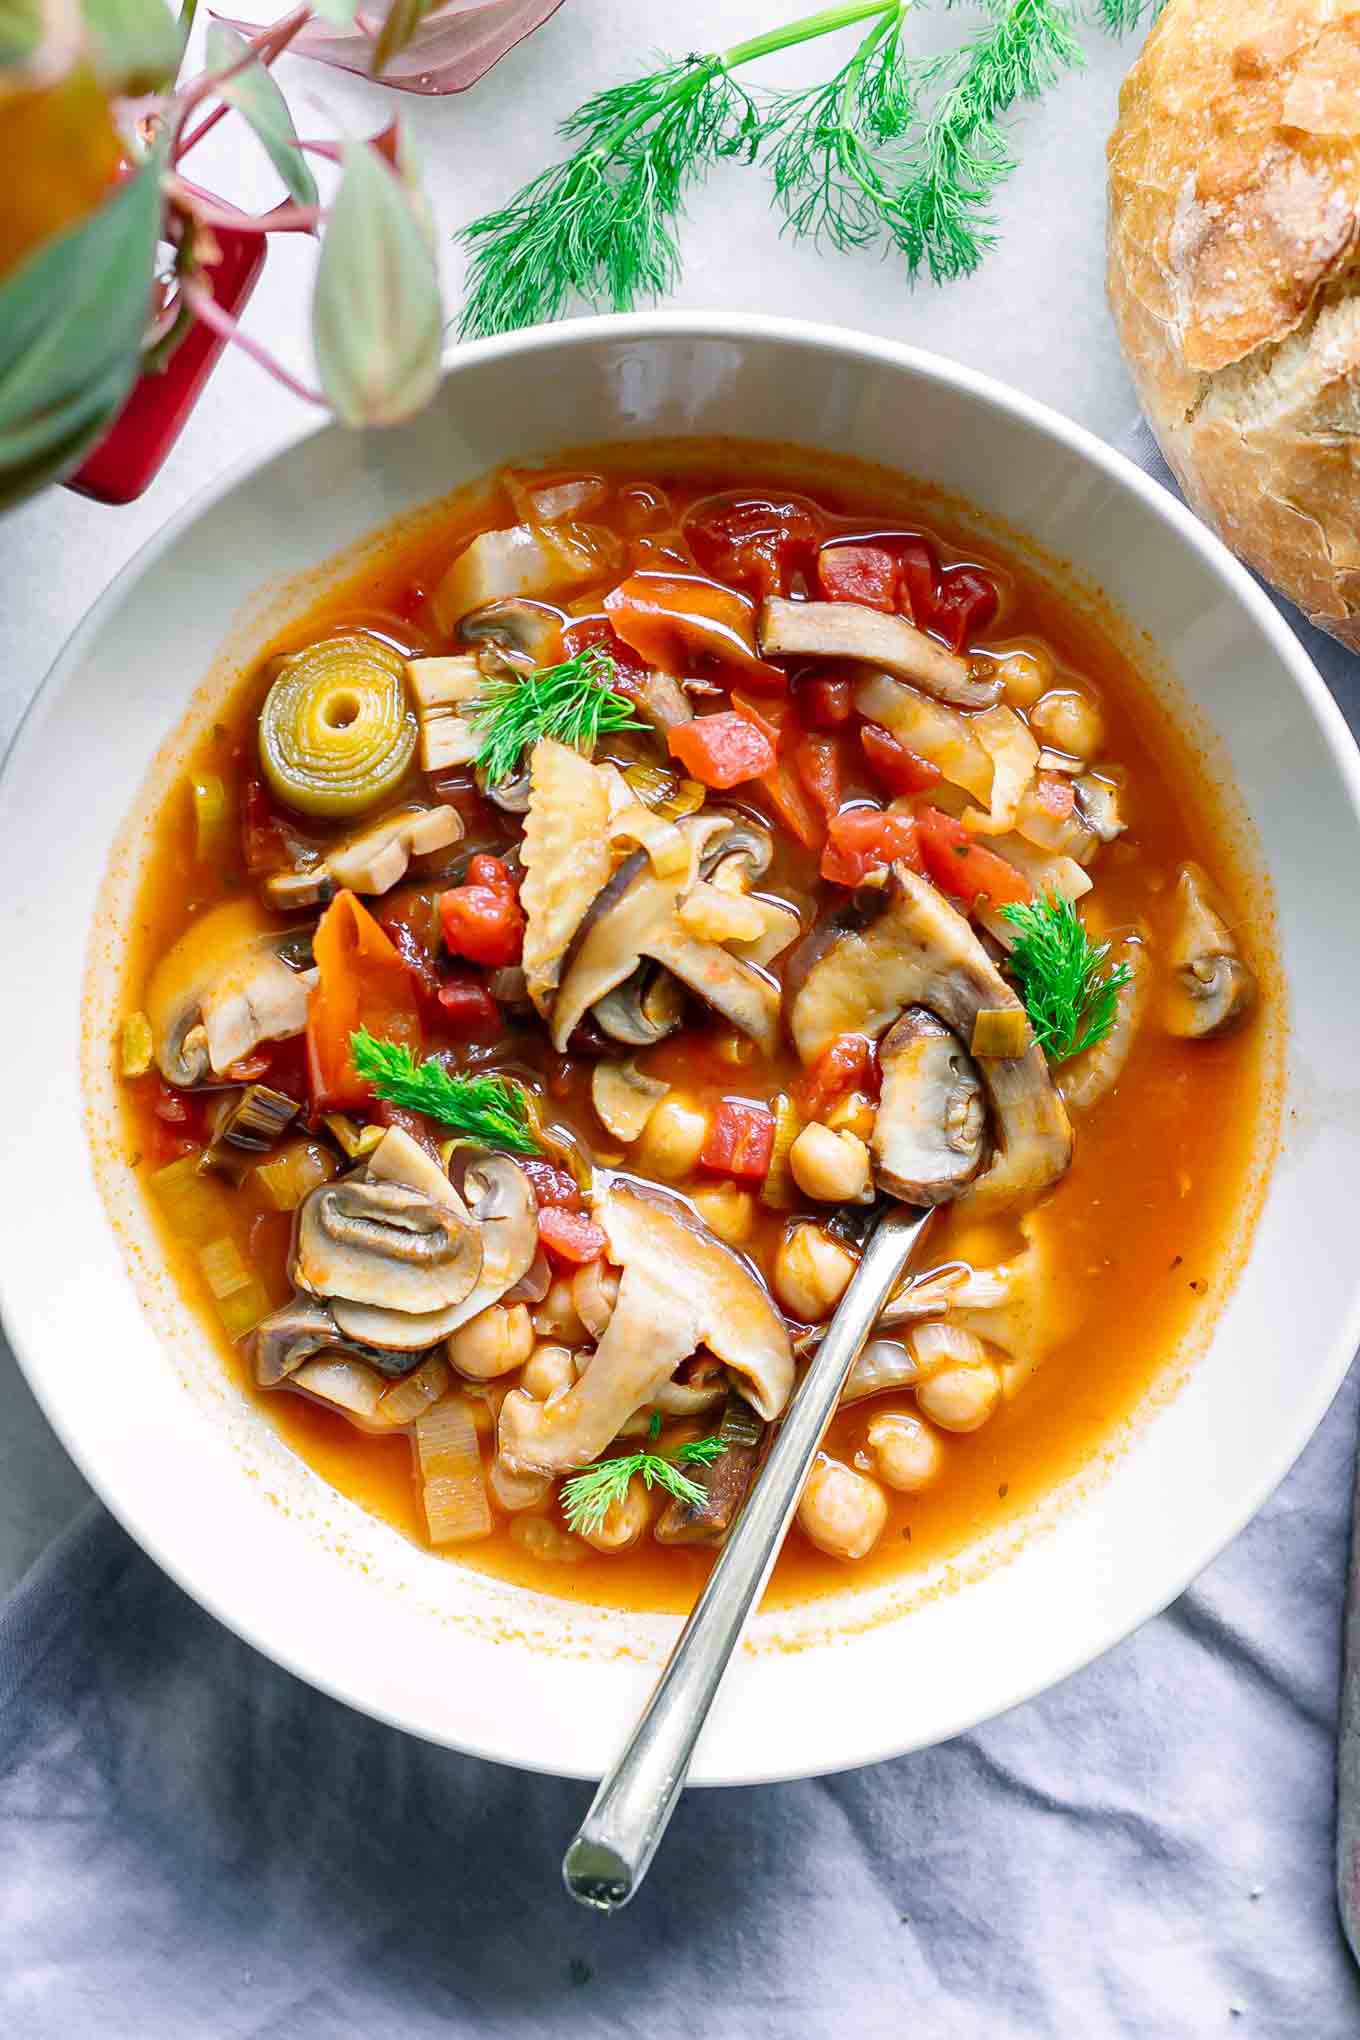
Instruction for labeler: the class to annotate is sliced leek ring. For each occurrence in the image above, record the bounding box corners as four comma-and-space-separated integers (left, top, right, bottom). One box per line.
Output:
259, 634, 417, 818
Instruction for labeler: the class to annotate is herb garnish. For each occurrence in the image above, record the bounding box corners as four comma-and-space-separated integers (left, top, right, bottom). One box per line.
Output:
457, 0, 1136, 340
561, 1436, 725, 1538
466, 645, 642, 786
1000, 894, 1132, 1064
349, 1030, 541, 1155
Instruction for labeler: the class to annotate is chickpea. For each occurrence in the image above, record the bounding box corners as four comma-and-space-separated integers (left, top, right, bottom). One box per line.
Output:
790, 1121, 872, 1204
863, 1410, 943, 1492
995, 645, 1053, 710
916, 1360, 1002, 1433
488, 1457, 553, 1513
691, 1183, 756, 1245
572, 1260, 619, 1339
509, 1515, 586, 1564
533, 1275, 585, 1342
773, 1223, 857, 1322
579, 1474, 652, 1554
635, 1097, 709, 1180
798, 1454, 888, 1561
448, 1303, 534, 1381
521, 1340, 576, 1403
824, 1089, 876, 1141
1030, 687, 1104, 761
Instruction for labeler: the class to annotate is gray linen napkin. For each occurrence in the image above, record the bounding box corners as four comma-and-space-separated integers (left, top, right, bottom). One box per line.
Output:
4, 422, 1360, 2039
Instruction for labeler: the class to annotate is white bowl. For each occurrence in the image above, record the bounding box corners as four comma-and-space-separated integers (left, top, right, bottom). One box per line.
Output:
3, 314, 1358, 1785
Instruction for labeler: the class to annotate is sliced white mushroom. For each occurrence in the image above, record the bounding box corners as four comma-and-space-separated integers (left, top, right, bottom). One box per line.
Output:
787, 866, 1071, 1211
1163, 864, 1256, 1039
759, 597, 999, 708
519, 737, 616, 1017
146, 898, 317, 1087
293, 1174, 483, 1318
498, 1184, 791, 1474
250, 1294, 425, 1386
406, 654, 481, 774
591, 1059, 668, 1141
457, 596, 565, 668
962, 705, 1039, 835
262, 803, 462, 910
1059, 934, 1150, 1113
873, 1007, 987, 1204
592, 961, 687, 1046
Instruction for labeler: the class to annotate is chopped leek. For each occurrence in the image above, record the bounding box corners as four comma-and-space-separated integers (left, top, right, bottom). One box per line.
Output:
970, 1008, 1030, 1059
120, 1012, 154, 1078
215, 1083, 300, 1151
150, 1152, 226, 1243
190, 771, 230, 861
376, 1354, 451, 1427
761, 1093, 802, 1211
253, 1140, 337, 1211
259, 634, 417, 819
196, 1236, 272, 1339
416, 1398, 493, 1544
323, 1113, 385, 1161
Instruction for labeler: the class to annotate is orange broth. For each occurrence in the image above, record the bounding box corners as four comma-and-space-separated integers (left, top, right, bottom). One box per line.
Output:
116, 447, 1273, 1615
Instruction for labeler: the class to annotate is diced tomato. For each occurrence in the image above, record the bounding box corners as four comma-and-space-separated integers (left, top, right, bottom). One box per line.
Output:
931, 566, 999, 653
820, 806, 924, 887
240, 778, 289, 876
153, 1080, 199, 1129
684, 492, 824, 599
667, 711, 776, 789
798, 675, 853, 729
798, 1033, 875, 1121
604, 572, 785, 688
436, 972, 502, 1036
439, 855, 525, 969
858, 722, 942, 796
916, 805, 1031, 910
730, 696, 823, 849
394, 580, 429, 627
699, 1099, 775, 1181
816, 543, 898, 612
1032, 770, 1077, 819
220, 1050, 273, 1083
793, 732, 843, 822
560, 616, 651, 697
522, 1158, 583, 1212
895, 538, 938, 626
377, 884, 445, 1004
538, 1207, 608, 1266
372, 1100, 443, 1161
306, 890, 422, 1115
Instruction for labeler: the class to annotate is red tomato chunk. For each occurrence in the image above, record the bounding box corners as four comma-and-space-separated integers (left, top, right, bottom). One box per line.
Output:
522, 1158, 584, 1212
916, 806, 1030, 910
793, 732, 843, 822
859, 722, 942, 796
668, 711, 776, 789
816, 543, 898, 612
798, 675, 853, 729
798, 1034, 875, 1121
538, 1208, 607, 1265
439, 855, 525, 969
700, 1100, 775, 1181
931, 566, 999, 653
435, 972, 501, 1036
820, 806, 923, 887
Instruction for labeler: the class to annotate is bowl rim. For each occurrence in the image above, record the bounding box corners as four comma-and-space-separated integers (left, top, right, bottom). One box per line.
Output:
6, 307, 1360, 1784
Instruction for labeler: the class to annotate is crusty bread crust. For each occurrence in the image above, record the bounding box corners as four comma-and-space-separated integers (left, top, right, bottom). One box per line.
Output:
1106, 0, 1360, 644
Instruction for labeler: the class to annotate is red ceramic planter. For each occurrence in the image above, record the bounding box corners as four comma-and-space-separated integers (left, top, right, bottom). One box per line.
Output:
68, 213, 266, 505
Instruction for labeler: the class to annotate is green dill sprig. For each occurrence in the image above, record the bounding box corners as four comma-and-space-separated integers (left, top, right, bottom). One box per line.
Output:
1095, 0, 1163, 35
560, 1436, 725, 1538
763, 8, 917, 253
349, 1030, 541, 1155
892, 0, 1085, 284
1000, 894, 1133, 1063
466, 645, 643, 786
459, 55, 758, 339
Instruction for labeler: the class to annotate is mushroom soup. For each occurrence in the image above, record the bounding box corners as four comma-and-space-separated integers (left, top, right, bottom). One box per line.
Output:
114, 450, 1270, 1614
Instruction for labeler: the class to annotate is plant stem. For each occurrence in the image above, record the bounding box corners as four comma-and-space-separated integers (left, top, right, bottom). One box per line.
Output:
723, 0, 902, 68
174, 6, 310, 157
574, 1, 906, 170
180, 276, 325, 404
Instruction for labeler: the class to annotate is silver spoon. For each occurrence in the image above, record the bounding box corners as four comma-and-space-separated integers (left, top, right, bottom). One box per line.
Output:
563, 1201, 933, 1912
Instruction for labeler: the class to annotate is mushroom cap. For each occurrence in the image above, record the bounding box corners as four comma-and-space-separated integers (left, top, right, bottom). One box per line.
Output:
1163, 863, 1257, 1039
787, 865, 1072, 1212
262, 803, 461, 912
757, 597, 999, 708
873, 1007, 986, 1205
293, 1174, 483, 1318
146, 897, 317, 1087
595, 1185, 793, 1422
519, 737, 616, 1017
592, 961, 686, 1047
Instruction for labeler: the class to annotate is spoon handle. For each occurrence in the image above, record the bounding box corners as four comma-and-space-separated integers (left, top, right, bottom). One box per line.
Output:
562, 1203, 933, 1912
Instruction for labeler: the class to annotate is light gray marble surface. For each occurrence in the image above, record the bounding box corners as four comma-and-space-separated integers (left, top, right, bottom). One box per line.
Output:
0, 0, 1136, 1589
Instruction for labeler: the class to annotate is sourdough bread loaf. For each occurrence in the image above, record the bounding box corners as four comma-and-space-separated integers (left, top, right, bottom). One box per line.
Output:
1106, 0, 1360, 645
